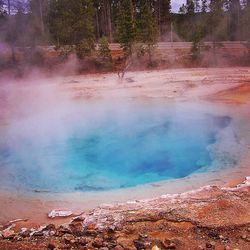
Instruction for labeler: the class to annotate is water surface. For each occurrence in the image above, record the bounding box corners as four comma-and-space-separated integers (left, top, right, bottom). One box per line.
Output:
0, 99, 241, 192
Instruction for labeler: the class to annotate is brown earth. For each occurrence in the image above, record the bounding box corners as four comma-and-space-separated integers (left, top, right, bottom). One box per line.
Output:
208, 83, 250, 104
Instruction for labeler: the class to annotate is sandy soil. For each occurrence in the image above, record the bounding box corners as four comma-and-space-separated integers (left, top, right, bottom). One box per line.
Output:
60, 67, 250, 100
0, 67, 250, 249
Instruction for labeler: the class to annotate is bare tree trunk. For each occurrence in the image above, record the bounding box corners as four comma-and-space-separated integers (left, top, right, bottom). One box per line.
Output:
7, 0, 16, 65
158, 1, 161, 38
117, 57, 132, 80
106, 0, 112, 42
103, 0, 112, 42
7, 0, 10, 15
39, 0, 45, 36
95, 10, 100, 41
130, 0, 134, 26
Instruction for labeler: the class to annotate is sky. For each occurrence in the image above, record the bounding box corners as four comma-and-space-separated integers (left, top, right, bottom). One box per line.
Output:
172, 0, 186, 13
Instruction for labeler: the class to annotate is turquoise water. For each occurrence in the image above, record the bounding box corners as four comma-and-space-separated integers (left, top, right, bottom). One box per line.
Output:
0, 100, 235, 192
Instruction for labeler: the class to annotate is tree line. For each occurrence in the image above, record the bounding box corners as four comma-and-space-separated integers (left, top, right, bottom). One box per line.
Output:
0, 0, 250, 66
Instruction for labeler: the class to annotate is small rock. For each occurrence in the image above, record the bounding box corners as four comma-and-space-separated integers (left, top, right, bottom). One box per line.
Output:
206, 243, 212, 249
162, 239, 177, 249
162, 239, 171, 247
99, 248, 109, 250
170, 238, 181, 245
85, 229, 97, 236
56, 225, 72, 236
62, 233, 75, 243
103, 234, 113, 242
247, 227, 250, 232
92, 237, 104, 247
69, 221, 84, 235
2, 229, 15, 239
107, 242, 119, 249
70, 239, 76, 244
48, 209, 73, 218
13, 235, 22, 241
82, 246, 96, 250
167, 243, 176, 249
45, 224, 56, 231
49, 230, 56, 236
47, 240, 63, 250
71, 216, 85, 222
86, 223, 96, 230
125, 77, 135, 83
139, 233, 148, 239
134, 239, 146, 250
113, 245, 124, 250
32, 231, 44, 237
47, 242, 56, 250
108, 225, 116, 232
152, 246, 161, 250
224, 246, 230, 250
77, 237, 91, 245
206, 242, 215, 249
38, 225, 47, 231
241, 234, 247, 239
208, 231, 219, 240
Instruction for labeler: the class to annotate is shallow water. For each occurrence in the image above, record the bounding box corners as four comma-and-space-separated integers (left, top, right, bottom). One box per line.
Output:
0, 96, 243, 192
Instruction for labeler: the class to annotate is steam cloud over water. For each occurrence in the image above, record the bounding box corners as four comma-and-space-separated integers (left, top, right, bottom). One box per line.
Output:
0, 77, 245, 193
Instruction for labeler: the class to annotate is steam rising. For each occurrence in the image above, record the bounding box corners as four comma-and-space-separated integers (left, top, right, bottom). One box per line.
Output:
0, 78, 245, 192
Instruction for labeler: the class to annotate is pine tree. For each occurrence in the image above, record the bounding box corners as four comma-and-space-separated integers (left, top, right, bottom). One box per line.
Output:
94, 0, 113, 42
0, 0, 5, 43
194, 0, 201, 12
136, 2, 158, 45
136, 1, 158, 66
244, 0, 250, 42
179, 0, 195, 15
201, 0, 208, 12
29, 0, 48, 43
209, 0, 225, 41
48, 0, 95, 58
187, 0, 195, 15
0, 0, 4, 15
179, 4, 187, 14
209, 0, 226, 64
117, 0, 135, 57
156, 0, 171, 39
104, 0, 112, 42
97, 36, 113, 69
227, 0, 241, 40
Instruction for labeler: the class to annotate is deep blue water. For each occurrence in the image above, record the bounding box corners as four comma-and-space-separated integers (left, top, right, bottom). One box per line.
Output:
0, 101, 234, 192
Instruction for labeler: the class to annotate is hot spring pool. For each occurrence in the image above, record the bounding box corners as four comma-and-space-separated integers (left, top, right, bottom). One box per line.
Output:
0, 99, 244, 192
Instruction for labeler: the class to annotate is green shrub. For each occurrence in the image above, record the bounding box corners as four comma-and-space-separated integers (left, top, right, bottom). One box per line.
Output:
97, 36, 113, 70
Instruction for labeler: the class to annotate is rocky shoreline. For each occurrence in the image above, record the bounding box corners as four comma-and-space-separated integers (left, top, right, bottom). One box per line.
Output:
1, 178, 250, 249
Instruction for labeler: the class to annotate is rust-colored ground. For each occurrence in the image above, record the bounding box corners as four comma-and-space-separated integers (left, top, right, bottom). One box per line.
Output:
209, 83, 250, 104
